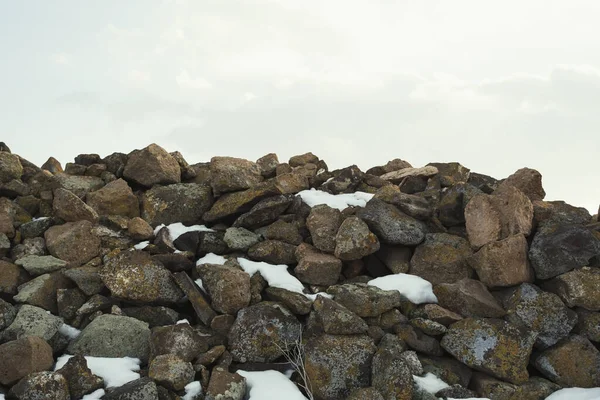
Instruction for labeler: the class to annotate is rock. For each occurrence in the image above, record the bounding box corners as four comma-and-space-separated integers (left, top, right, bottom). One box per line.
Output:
321, 165, 363, 194
100, 250, 183, 304
68, 314, 151, 362
394, 324, 444, 356
53, 188, 99, 223
63, 265, 105, 296
533, 200, 591, 228
441, 318, 536, 384
427, 162, 470, 187
306, 204, 343, 253
127, 217, 154, 240
543, 267, 600, 311
228, 302, 301, 363
141, 183, 213, 226
206, 368, 246, 400
313, 295, 368, 335
372, 244, 411, 274
468, 234, 534, 287
437, 183, 484, 227
13, 272, 73, 313
418, 355, 472, 387
86, 178, 140, 218
575, 308, 600, 342
197, 264, 251, 314
45, 220, 101, 267
15, 255, 67, 276
148, 354, 194, 391
210, 156, 263, 195
19, 217, 53, 239
2, 305, 62, 342
411, 304, 463, 326
374, 185, 433, 220
434, 279, 506, 318
0, 298, 16, 331
497, 167, 546, 201
435, 385, 477, 399
123, 144, 181, 187
410, 318, 447, 336
41, 157, 63, 174
274, 172, 309, 194
223, 227, 260, 251
0, 152, 23, 183
467, 172, 499, 194
294, 244, 342, 286
65, 162, 87, 175
11, 237, 47, 261
304, 334, 376, 400
371, 334, 413, 400
57, 287, 87, 320
533, 335, 600, 387
505, 283, 578, 349
256, 153, 279, 178
0, 337, 54, 386
102, 377, 158, 400
150, 323, 208, 362
264, 287, 312, 315
465, 186, 534, 249
348, 388, 385, 400
470, 372, 517, 399
326, 283, 403, 318
53, 173, 105, 198
172, 272, 217, 326
288, 152, 318, 167
263, 219, 303, 245
357, 199, 427, 246
8, 371, 70, 400
380, 166, 439, 183
334, 216, 380, 260
248, 240, 297, 265
122, 306, 179, 328
529, 224, 600, 280
510, 377, 561, 400
55, 354, 104, 399
203, 183, 281, 222
232, 195, 293, 229
409, 233, 472, 285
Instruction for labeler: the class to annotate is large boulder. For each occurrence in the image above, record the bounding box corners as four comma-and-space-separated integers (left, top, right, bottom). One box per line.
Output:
197, 264, 251, 314
86, 178, 140, 218
53, 188, 99, 223
304, 334, 376, 400
44, 220, 101, 267
468, 234, 534, 287
100, 250, 184, 304
123, 143, 181, 187
543, 267, 600, 311
228, 302, 301, 363
434, 279, 505, 318
334, 216, 380, 260
505, 283, 578, 349
209, 156, 263, 195
326, 283, 403, 318
357, 199, 427, 246
203, 183, 281, 222
497, 167, 546, 202
441, 318, 536, 384
0, 152, 23, 183
295, 244, 342, 286
141, 183, 213, 226
533, 335, 600, 388
68, 314, 151, 362
529, 224, 600, 280
410, 233, 472, 285
0, 336, 54, 386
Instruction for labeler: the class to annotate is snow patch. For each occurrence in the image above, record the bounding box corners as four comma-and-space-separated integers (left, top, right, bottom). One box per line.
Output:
196, 253, 227, 266
59, 323, 81, 339
297, 189, 373, 211
55, 355, 141, 388
182, 381, 203, 400
545, 388, 600, 400
194, 278, 206, 292
368, 273, 438, 304
81, 389, 105, 399
133, 241, 149, 250
154, 222, 213, 241
237, 370, 307, 400
413, 372, 449, 394
176, 319, 190, 325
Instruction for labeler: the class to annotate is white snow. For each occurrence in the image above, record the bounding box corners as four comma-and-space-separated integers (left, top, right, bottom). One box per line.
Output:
81, 389, 105, 399
182, 381, 203, 400
154, 222, 214, 241
297, 189, 374, 211
176, 319, 190, 325
545, 388, 600, 400
196, 253, 227, 266
237, 370, 307, 400
194, 278, 206, 292
0, 394, 5, 400
59, 323, 81, 339
368, 273, 438, 304
237, 258, 331, 300
413, 373, 449, 394
133, 241, 149, 250
55, 355, 141, 388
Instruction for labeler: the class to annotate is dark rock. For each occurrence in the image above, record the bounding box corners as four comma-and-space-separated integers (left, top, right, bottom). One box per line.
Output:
321, 165, 363, 194
427, 162, 470, 187
122, 306, 179, 328
210, 156, 263, 195
294, 244, 342, 286
410, 233, 472, 285
467, 172, 498, 194
313, 295, 368, 335
543, 267, 600, 311
86, 178, 140, 218
264, 287, 312, 315
371, 334, 413, 400
172, 272, 217, 326
150, 323, 208, 362
434, 279, 505, 318
19, 217, 53, 239
419, 355, 472, 387
102, 377, 158, 400
263, 219, 303, 245
56, 354, 104, 399
142, 183, 213, 226
533, 200, 592, 229
374, 185, 433, 220
232, 195, 293, 229
63, 265, 105, 296
334, 216, 380, 260
57, 288, 87, 320
197, 264, 251, 314
45, 220, 101, 267
357, 198, 427, 245
13, 272, 73, 313
372, 243, 411, 274
0, 152, 23, 183
306, 204, 343, 253
0, 337, 54, 386
8, 371, 70, 400
248, 240, 297, 265
575, 308, 600, 342
326, 283, 403, 317
148, 354, 194, 391
0, 298, 16, 331
203, 183, 281, 222
394, 324, 444, 356
205, 368, 246, 400
256, 153, 279, 178
123, 143, 181, 187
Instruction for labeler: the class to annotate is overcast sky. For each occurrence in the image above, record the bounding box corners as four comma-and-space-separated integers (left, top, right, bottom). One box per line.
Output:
1, 0, 599, 212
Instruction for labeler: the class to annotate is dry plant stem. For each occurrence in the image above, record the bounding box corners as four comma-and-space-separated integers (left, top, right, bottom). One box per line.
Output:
274, 328, 315, 400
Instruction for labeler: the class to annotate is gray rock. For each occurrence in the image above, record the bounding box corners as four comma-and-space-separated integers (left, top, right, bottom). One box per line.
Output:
52, 173, 105, 198
543, 267, 600, 311
357, 198, 426, 245
2, 304, 62, 342
141, 183, 213, 226
334, 216, 380, 260
0, 152, 23, 183
148, 354, 194, 391
410, 233, 472, 285
0, 298, 16, 331
313, 295, 368, 335
223, 227, 260, 251
232, 195, 293, 229
306, 204, 343, 253
210, 156, 263, 195
15, 254, 67, 276
68, 314, 151, 362
19, 217, 53, 239
373, 185, 433, 220
326, 283, 403, 318
13, 272, 72, 314
102, 377, 159, 400
8, 371, 70, 400
371, 334, 413, 400
197, 264, 251, 314
63, 265, 105, 296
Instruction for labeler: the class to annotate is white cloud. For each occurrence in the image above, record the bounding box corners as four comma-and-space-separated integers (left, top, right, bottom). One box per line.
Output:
176, 70, 212, 90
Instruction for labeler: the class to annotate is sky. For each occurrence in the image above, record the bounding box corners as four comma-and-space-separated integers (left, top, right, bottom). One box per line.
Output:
1, 0, 599, 213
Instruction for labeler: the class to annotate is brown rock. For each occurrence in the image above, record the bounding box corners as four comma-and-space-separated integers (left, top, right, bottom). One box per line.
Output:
45, 220, 101, 267
256, 153, 279, 178
172, 272, 217, 326
8, 371, 70, 400
86, 178, 140, 218
434, 279, 506, 318
41, 157, 63, 174
543, 267, 600, 311
294, 244, 342, 286
203, 182, 281, 222
123, 143, 181, 187
0, 336, 54, 385
306, 204, 343, 253
289, 152, 319, 167
197, 264, 251, 314
380, 166, 439, 183
127, 217, 154, 240
468, 234, 534, 288
411, 304, 463, 326
326, 283, 403, 318
210, 156, 263, 195
0, 152, 23, 183
247, 240, 297, 265
0, 260, 29, 295
274, 172, 310, 194
313, 295, 369, 335
13, 272, 73, 313
264, 287, 312, 315
263, 219, 303, 245
334, 216, 380, 260
56, 354, 104, 399
149, 354, 194, 391
498, 167, 546, 201
373, 185, 433, 220
53, 188, 99, 222
410, 233, 473, 285
206, 368, 246, 400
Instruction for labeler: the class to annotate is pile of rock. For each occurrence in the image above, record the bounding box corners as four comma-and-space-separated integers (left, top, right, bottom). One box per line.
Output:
0, 143, 599, 400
